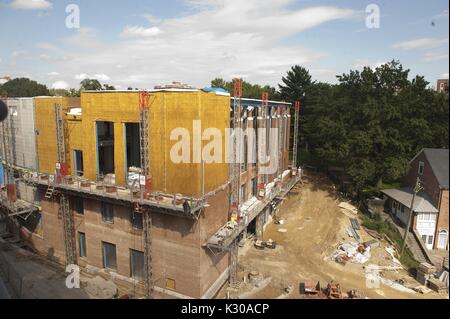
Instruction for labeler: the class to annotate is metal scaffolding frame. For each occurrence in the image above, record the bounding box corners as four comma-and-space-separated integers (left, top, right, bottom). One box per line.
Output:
292, 101, 300, 169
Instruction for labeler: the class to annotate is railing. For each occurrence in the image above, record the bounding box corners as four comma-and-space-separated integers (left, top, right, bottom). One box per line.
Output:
206, 173, 301, 250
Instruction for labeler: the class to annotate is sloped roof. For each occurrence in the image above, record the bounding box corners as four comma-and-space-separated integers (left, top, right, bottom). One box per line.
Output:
422, 148, 449, 189
382, 188, 439, 213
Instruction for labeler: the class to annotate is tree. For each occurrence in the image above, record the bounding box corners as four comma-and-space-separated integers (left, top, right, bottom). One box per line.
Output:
80, 79, 103, 91
300, 60, 449, 194
210, 78, 279, 99
0, 77, 49, 97
278, 65, 315, 103
103, 84, 116, 90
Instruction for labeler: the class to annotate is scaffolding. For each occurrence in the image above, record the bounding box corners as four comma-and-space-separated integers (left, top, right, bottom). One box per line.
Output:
228, 78, 243, 287
139, 91, 153, 298
54, 103, 77, 266
292, 101, 300, 169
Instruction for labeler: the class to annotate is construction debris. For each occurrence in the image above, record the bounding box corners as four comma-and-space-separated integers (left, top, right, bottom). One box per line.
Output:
277, 228, 287, 233
428, 278, 447, 293
416, 262, 437, 286
332, 242, 371, 265
81, 276, 118, 299
254, 240, 265, 250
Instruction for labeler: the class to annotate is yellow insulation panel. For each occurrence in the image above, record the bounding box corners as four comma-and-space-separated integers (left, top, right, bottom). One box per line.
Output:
80, 91, 229, 197
35, 97, 80, 175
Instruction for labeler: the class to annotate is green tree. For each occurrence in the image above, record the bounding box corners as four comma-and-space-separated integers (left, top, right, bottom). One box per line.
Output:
0, 78, 49, 97
80, 79, 103, 91
278, 65, 315, 103
301, 60, 449, 194
210, 78, 279, 99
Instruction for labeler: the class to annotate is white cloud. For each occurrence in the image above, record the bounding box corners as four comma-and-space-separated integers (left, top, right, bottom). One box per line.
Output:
51, 80, 69, 89
121, 26, 162, 38
75, 73, 110, 81
32, 1, 356, 88
36, 42, 59, 51
433, 10, 449, 20
11, 0, 52, 10
48, 71, 59, 76
75, 73, 89, 80
392, 37, 449, 50
11, 50, 28, 57
440, 73, 449, 79
353, 59, 386, 70
423, 52, 449, 62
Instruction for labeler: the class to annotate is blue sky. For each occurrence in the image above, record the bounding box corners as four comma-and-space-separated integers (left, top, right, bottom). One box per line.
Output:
0, 0, 448, 90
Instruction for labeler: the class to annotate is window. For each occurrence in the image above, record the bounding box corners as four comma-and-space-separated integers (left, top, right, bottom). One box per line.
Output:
428, 235, 434, 245
130, 249, 144, 280
97, 121, 115, 176
400, 205, 405, 213
422, 235, 427, 242
101, 202, 114, 223
418, 161, 424, 175
240, 184, 246, 202
74, 197, 84, 215
78, 232, 87, 257
74, 150, 84, 176
131, 211, 143, 230
102, 241, 117, 270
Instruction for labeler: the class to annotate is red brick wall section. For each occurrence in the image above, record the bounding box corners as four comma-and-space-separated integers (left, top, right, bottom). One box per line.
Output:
403, 152, 441, 207
436, 190, 449, 250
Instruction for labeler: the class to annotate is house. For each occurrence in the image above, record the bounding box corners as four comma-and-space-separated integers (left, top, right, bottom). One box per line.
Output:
436, 79, 449, 94
382, 148, 449, 251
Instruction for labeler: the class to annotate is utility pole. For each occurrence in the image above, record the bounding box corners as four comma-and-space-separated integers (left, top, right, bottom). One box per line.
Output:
401, 177, 423, 254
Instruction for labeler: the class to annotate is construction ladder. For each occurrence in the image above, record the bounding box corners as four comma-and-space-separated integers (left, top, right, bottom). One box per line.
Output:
54, 103, 76, 265
60, 194, 76, 265
139, 91, 153, 298
229, 79, 243, 288
292, 101, 300, 169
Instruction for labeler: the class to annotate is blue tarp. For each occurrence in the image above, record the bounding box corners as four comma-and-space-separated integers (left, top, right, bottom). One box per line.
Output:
202, 87, 228, 93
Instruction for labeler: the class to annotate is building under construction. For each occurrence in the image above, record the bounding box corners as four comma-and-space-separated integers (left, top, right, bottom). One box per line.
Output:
0, 81, 301, 299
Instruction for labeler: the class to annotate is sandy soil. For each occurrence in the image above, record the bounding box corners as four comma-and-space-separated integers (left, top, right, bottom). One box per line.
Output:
220, 172, 448, 299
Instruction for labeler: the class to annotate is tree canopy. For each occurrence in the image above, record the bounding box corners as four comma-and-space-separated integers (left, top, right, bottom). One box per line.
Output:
211, 78, 279, 99
302, 60, 449, 193
0, 78, 49, 97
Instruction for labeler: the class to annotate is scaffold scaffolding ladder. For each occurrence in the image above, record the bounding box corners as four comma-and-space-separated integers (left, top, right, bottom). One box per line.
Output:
139, 91, 154, 298
292, 101, 300, 169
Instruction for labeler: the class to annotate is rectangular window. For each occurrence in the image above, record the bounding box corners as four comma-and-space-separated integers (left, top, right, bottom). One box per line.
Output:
418, 161, 424, 175
102, 241, 117, 270
74, 150, 84, 177
125, 123, 141, 170
74, 197, 84, 215
428, 236, 433, 245
130, 249, 144, 280
240, 184, 246, 202
97, 121, 115, 176
131, 211, 143, 230
422, 235, 427, 242
101, 202, 114, 223
78, 232, 86, 257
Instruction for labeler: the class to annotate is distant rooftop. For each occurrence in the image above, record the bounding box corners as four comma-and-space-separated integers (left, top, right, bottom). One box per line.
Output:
421, 148, 449, 189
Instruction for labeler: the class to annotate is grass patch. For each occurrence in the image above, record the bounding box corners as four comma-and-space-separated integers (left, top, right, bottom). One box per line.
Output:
360, 213, 419, 271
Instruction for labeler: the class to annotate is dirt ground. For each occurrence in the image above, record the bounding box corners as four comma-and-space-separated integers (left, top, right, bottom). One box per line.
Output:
220, 172, 448, 299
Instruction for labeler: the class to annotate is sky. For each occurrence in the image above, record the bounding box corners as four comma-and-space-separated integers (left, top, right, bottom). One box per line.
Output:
0, 0, 448, 90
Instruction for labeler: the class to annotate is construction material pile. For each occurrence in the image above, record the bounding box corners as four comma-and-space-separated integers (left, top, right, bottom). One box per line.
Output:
332, 242, 371, 265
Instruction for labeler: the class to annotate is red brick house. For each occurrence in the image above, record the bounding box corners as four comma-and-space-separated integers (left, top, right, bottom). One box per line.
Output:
383, 148, 449, 251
